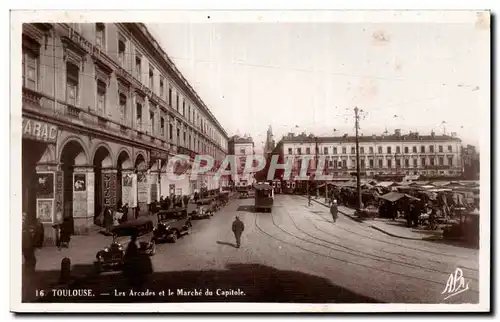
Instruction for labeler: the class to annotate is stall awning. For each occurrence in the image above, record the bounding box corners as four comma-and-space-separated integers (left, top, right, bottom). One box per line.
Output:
376, 181, 394, 188
379, 191, 420, 202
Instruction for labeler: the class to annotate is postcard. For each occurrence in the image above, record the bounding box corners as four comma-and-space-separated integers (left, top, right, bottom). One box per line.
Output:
10, 9, 490, 313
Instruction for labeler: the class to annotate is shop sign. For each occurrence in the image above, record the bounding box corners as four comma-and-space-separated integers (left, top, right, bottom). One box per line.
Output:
23, 118, 58, 143
102, 173, 117, 207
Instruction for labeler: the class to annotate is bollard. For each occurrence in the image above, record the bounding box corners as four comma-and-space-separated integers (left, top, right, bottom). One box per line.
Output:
60, 257, 71, 284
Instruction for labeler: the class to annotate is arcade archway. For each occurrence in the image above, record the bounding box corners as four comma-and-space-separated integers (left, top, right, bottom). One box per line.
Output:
60, 139, 88, 232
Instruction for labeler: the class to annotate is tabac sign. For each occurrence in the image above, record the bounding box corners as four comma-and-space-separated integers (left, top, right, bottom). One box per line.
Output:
23, 117, 58, 143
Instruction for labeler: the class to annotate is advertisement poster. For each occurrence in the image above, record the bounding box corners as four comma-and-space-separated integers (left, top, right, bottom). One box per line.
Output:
36, 172, 54, 199
137, 172, 149, 203
150, 183, 158, 203
36, 199, 53, 223
87, 172, 95, 219
73, 173, 86, 191
102, 172, 117, 207
122, 173, 134, 206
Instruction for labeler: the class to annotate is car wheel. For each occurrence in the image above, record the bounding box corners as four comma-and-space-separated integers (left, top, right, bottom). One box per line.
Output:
93, 262, 101, 275
186, 225, 192, 235
171, 231, 178, 243
188, 221, 193, 228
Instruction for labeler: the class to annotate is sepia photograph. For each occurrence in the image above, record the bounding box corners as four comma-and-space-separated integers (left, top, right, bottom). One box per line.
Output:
10, 9, 490, 313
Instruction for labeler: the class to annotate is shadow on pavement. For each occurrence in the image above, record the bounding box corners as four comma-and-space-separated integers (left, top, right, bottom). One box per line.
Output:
236, 205, 255, 213
29, 263, 381, 303
216, 240, 237, 248
421, 236, 479, 250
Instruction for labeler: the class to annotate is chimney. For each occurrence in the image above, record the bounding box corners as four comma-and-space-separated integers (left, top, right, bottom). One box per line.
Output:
394, 129, 401, 136
431, 130, 435, 137
372, 134, 376, 140
451, 132, 457, 137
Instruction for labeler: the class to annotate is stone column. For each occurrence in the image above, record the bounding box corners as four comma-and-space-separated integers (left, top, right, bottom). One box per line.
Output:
72, 165, 95, 234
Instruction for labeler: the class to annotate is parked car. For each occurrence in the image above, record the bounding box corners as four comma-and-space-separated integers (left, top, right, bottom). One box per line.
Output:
94, 217, 155, 274
153, 208, 192, 243
190, 198, 216, 219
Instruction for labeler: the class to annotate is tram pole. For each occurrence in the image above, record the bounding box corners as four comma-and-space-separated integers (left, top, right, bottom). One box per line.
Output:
355, 107, 363, 210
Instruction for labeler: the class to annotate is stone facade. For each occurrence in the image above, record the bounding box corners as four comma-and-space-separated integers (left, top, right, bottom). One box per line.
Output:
21, 23, 228, 238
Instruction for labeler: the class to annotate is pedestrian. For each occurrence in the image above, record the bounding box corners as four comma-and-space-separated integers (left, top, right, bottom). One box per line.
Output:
330, 200, 338, 223
22, 213, 37, 274
231, 215, 245, 248
308, 193, 312, 207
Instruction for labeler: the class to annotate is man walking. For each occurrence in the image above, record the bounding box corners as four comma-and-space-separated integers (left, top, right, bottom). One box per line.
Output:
330, 200, 338, 223
232, 216, 245, 248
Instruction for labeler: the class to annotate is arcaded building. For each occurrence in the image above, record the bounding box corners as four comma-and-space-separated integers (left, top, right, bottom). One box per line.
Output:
21, 23, 228, 235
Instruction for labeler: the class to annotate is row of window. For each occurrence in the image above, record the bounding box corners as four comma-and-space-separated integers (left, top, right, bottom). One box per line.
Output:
291, 170, 456, 177
115, 26, 223, 148
22, 44, 221, 159
287, 144, 455, 155
294, 156, 454, 169
67, 23, 225, 150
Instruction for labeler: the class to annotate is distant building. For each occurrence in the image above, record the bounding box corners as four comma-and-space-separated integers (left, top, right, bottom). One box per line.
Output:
263, 125, 276, 159
228, 134, 256, 187
462, 144, 480, 180
270, 129, 463, 180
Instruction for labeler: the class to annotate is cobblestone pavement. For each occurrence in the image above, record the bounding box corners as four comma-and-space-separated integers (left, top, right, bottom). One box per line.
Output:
25, 195, 479, 304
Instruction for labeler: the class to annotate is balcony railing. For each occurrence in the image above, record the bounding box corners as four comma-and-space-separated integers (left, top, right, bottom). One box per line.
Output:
22, 87, 43, 107
67, 105, 81, 118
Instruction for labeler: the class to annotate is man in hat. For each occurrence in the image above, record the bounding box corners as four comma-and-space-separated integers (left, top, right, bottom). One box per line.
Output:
330, 200, 339, 223
232, 215, 245, 248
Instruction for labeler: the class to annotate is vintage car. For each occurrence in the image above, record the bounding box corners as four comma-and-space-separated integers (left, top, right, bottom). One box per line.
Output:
94, 217, 155, 274
254, 183, 274, 212
217, 191, 230, 207
152, 208, 192, 243
191, 198, 216, 219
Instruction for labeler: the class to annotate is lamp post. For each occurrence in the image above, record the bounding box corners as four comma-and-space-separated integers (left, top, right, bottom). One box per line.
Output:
354, 107, 362, 210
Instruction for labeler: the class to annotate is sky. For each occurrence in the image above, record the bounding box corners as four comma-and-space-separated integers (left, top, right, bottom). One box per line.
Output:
147, 13, 489, 152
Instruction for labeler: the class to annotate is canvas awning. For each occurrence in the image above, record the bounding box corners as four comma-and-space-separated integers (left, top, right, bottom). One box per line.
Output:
376, 181, 394, 188
379, 191, 420, 203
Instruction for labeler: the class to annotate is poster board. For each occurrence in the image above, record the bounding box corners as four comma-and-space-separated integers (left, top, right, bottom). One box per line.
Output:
73, 173, 88, 218
36, 199, 54, 223
137, 172, 148, 203
122, 173, 137, 207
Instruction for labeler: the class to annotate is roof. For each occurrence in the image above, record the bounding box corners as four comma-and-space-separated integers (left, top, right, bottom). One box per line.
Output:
377, 181, 395, 187
254, 183, 273, 190
229, 135, 255, 144
281, 133, 461, 144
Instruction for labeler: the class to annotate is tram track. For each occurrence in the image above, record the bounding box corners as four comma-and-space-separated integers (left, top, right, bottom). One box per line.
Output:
252, 211, 450, 288
298, 195, 476, 261
281, 203, 479, 280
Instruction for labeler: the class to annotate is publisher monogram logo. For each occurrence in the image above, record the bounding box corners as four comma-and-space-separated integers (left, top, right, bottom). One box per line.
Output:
442, 268, 469, 300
